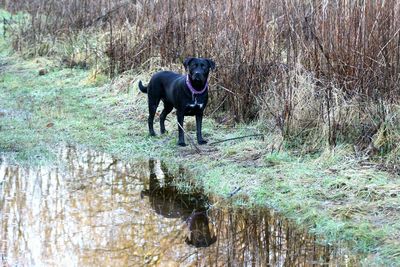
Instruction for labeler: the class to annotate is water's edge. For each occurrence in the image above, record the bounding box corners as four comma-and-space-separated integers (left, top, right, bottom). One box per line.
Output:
0, 146, 360, 266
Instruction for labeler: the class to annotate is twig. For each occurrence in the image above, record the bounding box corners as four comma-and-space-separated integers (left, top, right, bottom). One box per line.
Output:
228, 187, 241, 198
212, 84, 236, 95
209, 95, 227, 117
86, 2, 132, 27
206, 187, 242, 211
209, 134, 264, 146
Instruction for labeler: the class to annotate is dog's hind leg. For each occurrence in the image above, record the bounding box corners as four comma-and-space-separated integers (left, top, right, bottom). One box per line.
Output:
148, 98, 160, 136
160, 102, 173, 134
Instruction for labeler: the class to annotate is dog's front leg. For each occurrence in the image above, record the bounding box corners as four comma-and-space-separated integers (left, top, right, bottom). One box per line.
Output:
177, 111, 186, 146
196, 114, 207, 145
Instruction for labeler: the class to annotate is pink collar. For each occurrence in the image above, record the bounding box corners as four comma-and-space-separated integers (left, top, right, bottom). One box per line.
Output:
186, 75, 208, 95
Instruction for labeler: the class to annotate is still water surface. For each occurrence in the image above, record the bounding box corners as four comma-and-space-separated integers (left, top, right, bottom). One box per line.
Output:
0, 146, 359, 266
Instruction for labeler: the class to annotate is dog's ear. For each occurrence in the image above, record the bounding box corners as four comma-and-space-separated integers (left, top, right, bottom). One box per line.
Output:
183, 57, 194, 70
206, 59, 216, 71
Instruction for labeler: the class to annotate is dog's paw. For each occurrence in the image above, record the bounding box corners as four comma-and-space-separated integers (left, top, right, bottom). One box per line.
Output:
198, 139, 208, 145
149, 132, 157, 137
178, 142, 187, 147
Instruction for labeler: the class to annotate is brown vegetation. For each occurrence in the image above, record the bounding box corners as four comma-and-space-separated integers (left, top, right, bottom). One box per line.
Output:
2, 0, 399, 165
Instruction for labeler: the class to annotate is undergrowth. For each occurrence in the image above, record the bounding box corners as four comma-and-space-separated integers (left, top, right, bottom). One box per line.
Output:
1, 7, 400, 266
1, 2, 399, 167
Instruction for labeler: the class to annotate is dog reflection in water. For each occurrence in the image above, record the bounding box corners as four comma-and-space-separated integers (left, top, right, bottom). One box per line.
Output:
185, 211, 217, 247
141, 159, 217, 247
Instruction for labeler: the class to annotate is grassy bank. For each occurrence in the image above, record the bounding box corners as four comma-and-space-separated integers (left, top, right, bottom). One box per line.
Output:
1, 36, 400, 266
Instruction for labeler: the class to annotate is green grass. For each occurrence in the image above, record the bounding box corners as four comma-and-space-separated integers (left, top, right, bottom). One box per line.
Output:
1, 12, 400, 266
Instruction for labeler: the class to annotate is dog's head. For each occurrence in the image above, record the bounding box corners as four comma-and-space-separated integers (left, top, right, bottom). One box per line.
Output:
183, 57, 215, 84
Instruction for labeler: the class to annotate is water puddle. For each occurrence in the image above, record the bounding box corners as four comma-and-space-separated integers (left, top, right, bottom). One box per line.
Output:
0, 146, 360, 266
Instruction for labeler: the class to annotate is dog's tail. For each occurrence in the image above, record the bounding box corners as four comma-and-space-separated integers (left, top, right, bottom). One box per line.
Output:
138, 80, 148, 93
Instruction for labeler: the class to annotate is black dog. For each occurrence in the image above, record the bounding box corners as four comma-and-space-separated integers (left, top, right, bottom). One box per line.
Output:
138, 57, 215, 146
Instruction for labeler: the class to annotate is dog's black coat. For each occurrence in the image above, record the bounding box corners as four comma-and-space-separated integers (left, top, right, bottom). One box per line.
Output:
139, 57, 215, 146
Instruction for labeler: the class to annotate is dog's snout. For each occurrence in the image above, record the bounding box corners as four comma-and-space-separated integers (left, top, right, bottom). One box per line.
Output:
193, 72, 203, 80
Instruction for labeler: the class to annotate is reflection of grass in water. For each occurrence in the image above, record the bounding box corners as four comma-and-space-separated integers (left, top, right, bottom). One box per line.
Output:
1, 43, 400, 267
